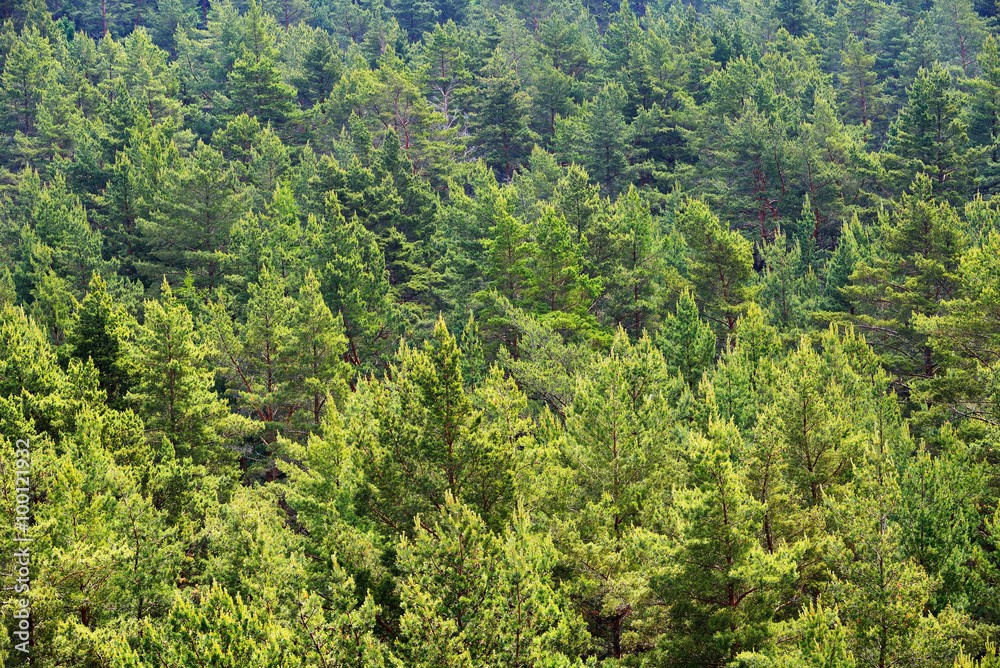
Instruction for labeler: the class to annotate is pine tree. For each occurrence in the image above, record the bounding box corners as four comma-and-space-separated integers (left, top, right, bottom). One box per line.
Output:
655, 419, 799, 666
314, 196, 395, 374
678, 198, 756, 334
264, 0, 311, 28
395, 495, 587, 666
483, 188, 532, 305
107, 582, 299, 668
830, 431, 966, 667
839, 35, 888, 134
931, 0, 987, 76
540, 330, 678, 658
286, 270, 349, 428
289, 29, 341, 108
67, 273, 136, 409
525, 206, 599, 323
582, 83, 631, 195
138, 141, 251, 291
352, 318, 511, 534
710, 303, 781, 435
915, 228, 1000, 428
840, 175, 968, 394
128, 280, 256, 468
969, 36, 1000, 194
733, 605, 856, 667
658, 291, 716, 387
417, 20, 473, 130
599, 186, 673, 335
470, 59, 537, 181
227, 1, 298, 129
554, 163, 605, 244
884, 65, 981, 201
205, 266, 294, 457
897, 432, 986, 613
757, 228, 822, 335
601, 4, 650, 115
1, 27, 55, 138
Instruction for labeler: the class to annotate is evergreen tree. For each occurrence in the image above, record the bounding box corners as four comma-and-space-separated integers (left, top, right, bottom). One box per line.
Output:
969, 36, 1000, 194
66, 273, 136, 409
654, 420, 799, 666
581, 83, 631, 195
931, 0, 988, 76
470, 59, 537, 181
884, 65, 981, 201
138, 141, 251, 290
286, 270, 349, 428
128, 280, 256, 468
352, 318, 511, 534
658, 291, 716, 387
840, 175, 968, 395
204, 266, 294, 466
395, 495, 588, 665
678, 198, 756, 334
916, 228, 1000, 429
1, 27, 55, 139
289, 29, 341, 108
314, 196, 395, 374
107, 582, 299, 667
227, 2, 298, 129
839, 36, 889, 134
525, 206, 600, 326
536, 331, 678, 658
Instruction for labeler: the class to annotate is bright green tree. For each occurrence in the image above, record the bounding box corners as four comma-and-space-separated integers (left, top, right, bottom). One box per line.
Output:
678, 198, 756, 334
128, 280, 256, 469
395, 495, 588, 666
537, 331, 678, 658
658, 291, 716, 388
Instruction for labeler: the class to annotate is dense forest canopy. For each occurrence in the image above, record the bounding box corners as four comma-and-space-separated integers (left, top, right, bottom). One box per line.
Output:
3, 0, 1000, 665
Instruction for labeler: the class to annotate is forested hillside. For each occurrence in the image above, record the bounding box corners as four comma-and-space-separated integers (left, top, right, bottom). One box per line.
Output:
2, 0, 1000, 664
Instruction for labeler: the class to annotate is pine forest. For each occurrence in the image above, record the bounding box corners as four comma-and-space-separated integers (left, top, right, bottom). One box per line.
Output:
4, 0, 1000, 665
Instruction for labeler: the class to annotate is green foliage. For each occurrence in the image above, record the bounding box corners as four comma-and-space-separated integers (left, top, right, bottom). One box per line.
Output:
128, 280, 256, 468
396, 495, 587, 666
839, 175, 968, 394
66, 273, 136, 408
677, 198, 756, 334
3, 0, 1000, 665
884, 66, 981, 201
658, 290, 716, 387
351, 317, 513, 534
138, 141, 251, 291
107, 582, 299, 667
